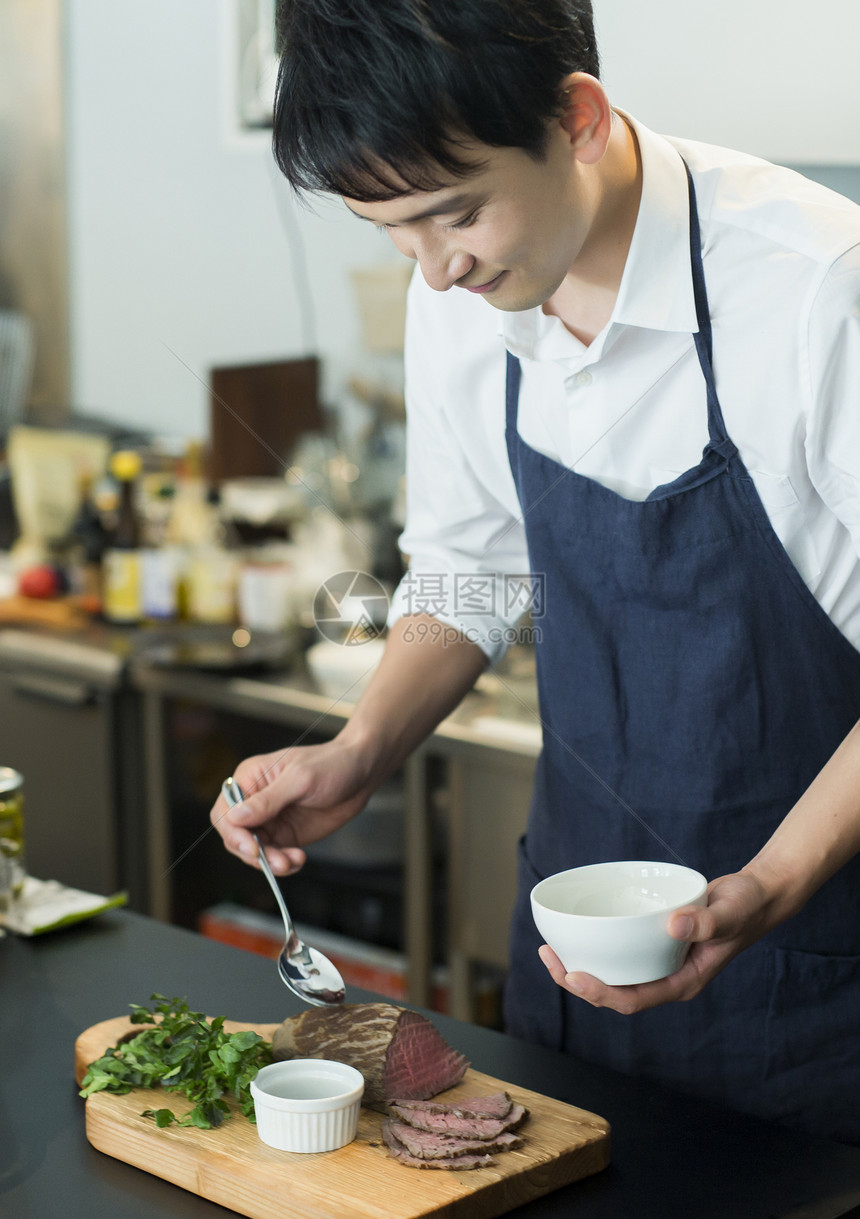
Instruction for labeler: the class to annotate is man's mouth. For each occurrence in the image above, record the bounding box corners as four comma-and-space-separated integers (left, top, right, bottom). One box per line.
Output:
462, 272, 505, 294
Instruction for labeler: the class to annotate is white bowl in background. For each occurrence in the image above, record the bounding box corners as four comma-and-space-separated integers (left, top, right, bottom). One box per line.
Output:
251, 1059, 364, 1153
531, 860, 708, 986
304, 638, 385, 701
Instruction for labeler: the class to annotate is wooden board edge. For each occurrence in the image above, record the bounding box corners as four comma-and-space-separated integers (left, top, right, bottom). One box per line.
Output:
437, 1141, 611, 1219
85, 1101, 200, 1193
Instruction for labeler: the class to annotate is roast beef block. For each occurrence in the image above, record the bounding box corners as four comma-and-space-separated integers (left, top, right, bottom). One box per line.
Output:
387, 1119, 523, 1160
390, 1090, 513, 1120
271, 1003, 468, 1112
388, 1099, 527, 1139
381, 1120, 495, 1170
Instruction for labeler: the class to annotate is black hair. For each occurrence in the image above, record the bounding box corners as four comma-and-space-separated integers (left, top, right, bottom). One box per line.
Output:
273, 0, 600, 201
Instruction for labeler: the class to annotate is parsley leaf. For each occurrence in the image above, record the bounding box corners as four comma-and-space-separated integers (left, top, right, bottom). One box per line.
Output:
79, 993, 273, 1129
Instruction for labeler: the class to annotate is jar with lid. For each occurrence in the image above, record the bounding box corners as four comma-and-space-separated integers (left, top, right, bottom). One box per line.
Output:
0, 768, 25, 912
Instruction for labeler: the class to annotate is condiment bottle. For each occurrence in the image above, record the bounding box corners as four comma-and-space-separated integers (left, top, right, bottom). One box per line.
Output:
185, 488, 238, 624
140, 480, 179, 621
103, 450, 143, 624
68, 472, 108, 609
0, 767, 26, 913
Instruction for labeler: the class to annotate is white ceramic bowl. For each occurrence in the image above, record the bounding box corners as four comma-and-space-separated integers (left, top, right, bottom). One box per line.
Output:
250, 1059, 364, 1152
531, 860, 708, 986
304, 639, 385, 701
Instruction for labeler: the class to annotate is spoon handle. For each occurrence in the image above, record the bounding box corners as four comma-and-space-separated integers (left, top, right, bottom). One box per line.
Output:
253, 832, 296, 940
220, 778, 295, 938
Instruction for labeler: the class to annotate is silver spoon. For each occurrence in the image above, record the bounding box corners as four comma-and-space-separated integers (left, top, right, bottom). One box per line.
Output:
221, 777, 345, 1006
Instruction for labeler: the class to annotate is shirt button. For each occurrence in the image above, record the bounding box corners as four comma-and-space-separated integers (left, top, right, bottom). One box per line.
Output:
574, 370, 593, 387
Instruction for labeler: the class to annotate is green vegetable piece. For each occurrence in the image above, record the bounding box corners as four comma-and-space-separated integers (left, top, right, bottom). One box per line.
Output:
78, 995, 273, 1130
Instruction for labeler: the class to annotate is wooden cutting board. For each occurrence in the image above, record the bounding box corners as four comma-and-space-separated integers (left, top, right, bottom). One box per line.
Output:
75, 1016, 610, 1219
0, 594, 90, 629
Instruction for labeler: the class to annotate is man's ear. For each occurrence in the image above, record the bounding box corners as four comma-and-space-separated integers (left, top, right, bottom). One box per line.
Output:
557, 72, 612, 165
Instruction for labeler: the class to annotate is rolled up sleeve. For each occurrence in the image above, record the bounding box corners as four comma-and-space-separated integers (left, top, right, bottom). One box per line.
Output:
387, 274, 532, 665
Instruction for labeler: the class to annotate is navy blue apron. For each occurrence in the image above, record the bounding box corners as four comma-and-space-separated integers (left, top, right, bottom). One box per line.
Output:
502, 164, 860, 1145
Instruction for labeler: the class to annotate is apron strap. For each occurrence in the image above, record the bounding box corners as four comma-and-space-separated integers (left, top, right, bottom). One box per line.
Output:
684, 162, 733, 452
505, 348, 522, 432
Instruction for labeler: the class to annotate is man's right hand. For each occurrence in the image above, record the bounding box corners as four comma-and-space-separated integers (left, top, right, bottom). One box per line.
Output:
209, 616, 490, 875
209, 735, 376, 876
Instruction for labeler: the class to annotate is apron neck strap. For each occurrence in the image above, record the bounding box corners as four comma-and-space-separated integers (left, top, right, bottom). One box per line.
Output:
684, 161, 732, 449
505, 348, 522, 432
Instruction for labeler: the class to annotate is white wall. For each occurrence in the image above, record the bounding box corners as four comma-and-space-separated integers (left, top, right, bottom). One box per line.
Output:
65, 0, 400, 440
595, 0, 860, 165
66, 0, 860, 444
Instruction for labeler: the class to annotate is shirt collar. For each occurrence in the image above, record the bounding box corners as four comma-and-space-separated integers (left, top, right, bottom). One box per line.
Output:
500, 110, 699, 363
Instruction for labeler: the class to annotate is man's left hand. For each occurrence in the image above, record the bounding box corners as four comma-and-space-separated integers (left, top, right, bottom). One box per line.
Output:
538, 870, 777, 1013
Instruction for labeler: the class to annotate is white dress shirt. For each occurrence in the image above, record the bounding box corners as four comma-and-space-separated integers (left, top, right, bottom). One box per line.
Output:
388, 113, 860, 664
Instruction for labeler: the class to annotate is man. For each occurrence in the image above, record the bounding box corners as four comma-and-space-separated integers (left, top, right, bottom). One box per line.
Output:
211, 0, 860, 1143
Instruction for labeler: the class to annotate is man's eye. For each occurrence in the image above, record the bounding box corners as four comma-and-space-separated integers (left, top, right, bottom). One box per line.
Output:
445, 210, 480, 231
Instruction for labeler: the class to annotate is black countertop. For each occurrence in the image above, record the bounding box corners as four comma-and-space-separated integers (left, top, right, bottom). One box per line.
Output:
4, 910, 860, 1219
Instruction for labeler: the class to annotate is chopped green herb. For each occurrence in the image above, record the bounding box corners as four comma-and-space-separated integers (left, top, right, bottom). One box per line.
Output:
78, 993, 273, 1129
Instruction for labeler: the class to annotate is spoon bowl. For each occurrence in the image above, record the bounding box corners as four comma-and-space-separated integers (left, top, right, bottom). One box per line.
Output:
221, 777, 346, 1006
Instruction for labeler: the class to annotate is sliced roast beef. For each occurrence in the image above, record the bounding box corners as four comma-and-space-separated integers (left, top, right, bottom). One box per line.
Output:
381, 1120, 495, 1170
388, 1100, 527, 1139
271, 1003, 469, 1112
387, 1120, 523, 1160
389, 1091, 513, 1120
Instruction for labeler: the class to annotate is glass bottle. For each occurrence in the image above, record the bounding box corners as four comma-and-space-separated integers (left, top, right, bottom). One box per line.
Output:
68, 472, 108, 609
0, 768, 25, 912
103, 450, 143, 624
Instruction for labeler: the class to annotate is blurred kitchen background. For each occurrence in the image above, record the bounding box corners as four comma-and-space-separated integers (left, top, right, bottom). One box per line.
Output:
0, 0, 858, 1026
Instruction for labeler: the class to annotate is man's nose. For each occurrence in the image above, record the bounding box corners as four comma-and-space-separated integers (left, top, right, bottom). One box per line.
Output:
407, 231, 474, 293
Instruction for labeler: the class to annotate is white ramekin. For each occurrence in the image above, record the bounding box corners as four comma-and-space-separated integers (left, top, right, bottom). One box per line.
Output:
250, 1059, 365, 1152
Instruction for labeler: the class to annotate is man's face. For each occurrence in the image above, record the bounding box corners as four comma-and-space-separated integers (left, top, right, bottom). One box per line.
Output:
344, 129, 592, 312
